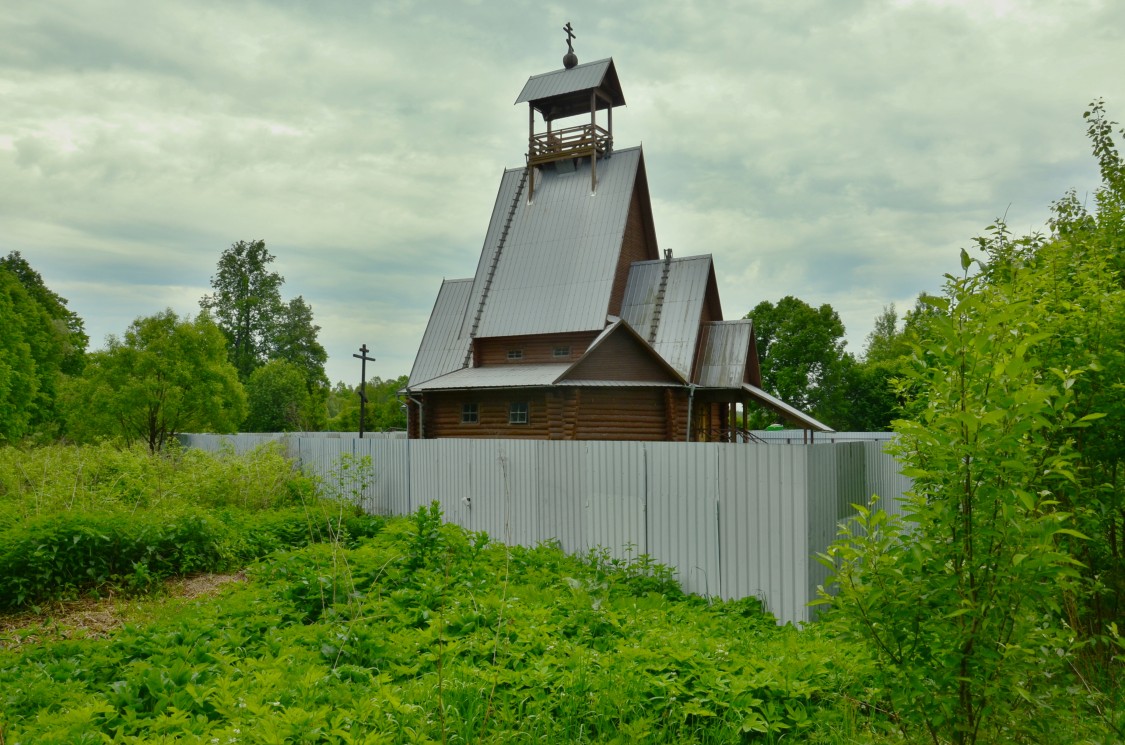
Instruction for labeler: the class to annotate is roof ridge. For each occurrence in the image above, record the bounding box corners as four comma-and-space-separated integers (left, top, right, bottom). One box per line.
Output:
521, 57, 612, 83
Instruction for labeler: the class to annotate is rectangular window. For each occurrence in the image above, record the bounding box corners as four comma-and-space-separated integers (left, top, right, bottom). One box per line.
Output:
553, 346, 570, 358
461, 403, 479, 424
507, 349, 523, 361
508, 401, 528, 425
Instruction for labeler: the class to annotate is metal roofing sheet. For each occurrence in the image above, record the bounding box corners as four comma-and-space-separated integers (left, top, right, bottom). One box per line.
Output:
743, 383, 835, 432
410, 363, 570, 391
462, 147, 643, 339
407, 278, 472, 387
620, 255, 712, 378
697, 320, 753, 388
514, 58, 619, 107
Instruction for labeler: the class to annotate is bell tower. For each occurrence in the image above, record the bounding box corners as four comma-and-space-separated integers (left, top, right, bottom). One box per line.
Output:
513, 23, 626, 200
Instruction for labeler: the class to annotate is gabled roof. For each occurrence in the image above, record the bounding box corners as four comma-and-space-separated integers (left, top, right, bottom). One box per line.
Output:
461, 147, 646, 340
696, 320, 758, 388
407, 278, 472, 387
514, 58, 625, 121
620, 254, 718, 379
557, 318, 687, 385
410, 319, 687, 393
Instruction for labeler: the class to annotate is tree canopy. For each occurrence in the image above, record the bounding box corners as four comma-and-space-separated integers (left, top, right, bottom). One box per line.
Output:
200, 239, 285, 382
326, 376, 408, 433
0, 253, 88, 440
244, 360, 316, 433
62, 310, 246, 451
199, 240, 328, 430
823, 99, 1125, 743
744, 296, 852, 428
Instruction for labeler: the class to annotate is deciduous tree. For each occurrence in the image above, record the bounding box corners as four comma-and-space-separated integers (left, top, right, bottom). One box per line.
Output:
62, 310, 245, 452
1, 251, 88, 376
326, 375, 408, 432
822, 100, 1125, 742
244, 360, 314, 432
744, 296, 851, 428
200, 239, 284, 381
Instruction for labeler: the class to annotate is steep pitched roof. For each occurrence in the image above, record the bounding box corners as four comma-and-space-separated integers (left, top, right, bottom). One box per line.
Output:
407, 278, 472, 387
696, 320, 759, 388
460, 147, 646, 340
413, 319, 686, 393
514, 58, 625, 121
620, 254, 718, 379
557, 319, 686, 385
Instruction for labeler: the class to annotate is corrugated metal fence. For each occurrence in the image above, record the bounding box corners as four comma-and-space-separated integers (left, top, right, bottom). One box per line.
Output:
180, 432, 911, 625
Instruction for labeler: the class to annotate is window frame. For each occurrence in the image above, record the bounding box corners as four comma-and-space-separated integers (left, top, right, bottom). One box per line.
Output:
552, 345, 571, 359
508, 401, 529, 425
461, 402, 479, 424
507, 349, 524, 361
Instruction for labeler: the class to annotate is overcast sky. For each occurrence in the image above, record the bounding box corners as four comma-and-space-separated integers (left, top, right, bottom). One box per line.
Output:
2, 0, 1121, 384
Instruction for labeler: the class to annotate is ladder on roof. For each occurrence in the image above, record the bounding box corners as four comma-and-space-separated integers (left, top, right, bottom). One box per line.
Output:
463, 167, 529, 367
648, 249, 673, 344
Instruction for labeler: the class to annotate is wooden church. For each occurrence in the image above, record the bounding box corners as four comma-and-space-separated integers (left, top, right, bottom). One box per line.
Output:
404, 34, 830, 441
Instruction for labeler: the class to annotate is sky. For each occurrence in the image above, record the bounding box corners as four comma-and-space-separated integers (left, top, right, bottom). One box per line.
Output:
2, 0, 1121, 385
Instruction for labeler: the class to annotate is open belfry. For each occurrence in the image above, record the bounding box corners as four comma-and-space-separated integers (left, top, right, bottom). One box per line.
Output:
404, 26, 829, 440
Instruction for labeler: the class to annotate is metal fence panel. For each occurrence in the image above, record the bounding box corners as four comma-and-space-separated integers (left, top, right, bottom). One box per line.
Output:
805, 443, 867, 615
863, 440, 913, 520
180, 433, 911, 626
716, 444, 809, 624
582, 441, 647, 559
353, 439, 411, 515
646, 442, 720, 597
536, 441, 587, 554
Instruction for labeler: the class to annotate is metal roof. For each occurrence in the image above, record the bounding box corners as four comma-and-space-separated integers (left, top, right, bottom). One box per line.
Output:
461, 147, 644, 340
743, 384, 835, 433
407, 278, 472, 387
514, 58, 625, 120
696, 320, 754, 388
557, 317, 687, 385
410, 363, 570, 391
620, 255, 713, 378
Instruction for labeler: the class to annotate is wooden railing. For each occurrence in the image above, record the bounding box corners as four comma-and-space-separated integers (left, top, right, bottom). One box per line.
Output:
527, 123, 611, 166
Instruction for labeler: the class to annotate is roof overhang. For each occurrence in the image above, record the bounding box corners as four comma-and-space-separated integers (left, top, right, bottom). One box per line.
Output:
514, 58, 625, 121
742, 384, 835, 433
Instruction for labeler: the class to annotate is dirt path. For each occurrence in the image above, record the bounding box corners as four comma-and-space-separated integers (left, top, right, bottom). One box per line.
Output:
0, 572, 246, 650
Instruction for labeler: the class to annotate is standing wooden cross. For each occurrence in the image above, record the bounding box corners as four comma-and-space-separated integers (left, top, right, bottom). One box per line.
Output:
563, 21, 576, 54
353, 344, 376, 439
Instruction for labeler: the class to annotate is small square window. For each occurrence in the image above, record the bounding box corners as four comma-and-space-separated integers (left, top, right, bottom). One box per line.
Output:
508, 402, 528, 425
553, 346, 570, 358
507, 349, 523, 361
461, 403, 479, 424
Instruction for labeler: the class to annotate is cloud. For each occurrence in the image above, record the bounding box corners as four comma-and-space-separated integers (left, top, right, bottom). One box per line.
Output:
1, 0, 1121, 382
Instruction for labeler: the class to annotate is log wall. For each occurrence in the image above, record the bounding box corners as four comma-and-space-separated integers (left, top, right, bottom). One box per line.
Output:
475, 331, 600, 366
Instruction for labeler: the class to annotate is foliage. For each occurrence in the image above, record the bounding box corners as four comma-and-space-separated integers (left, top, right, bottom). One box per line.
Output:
271, 296, 329, 391
744, 296, 852, 428
0, 253, 88, 441
61, 309, 246, 452
0, 268, 44, 442
325, 375, 408, 432
244, 360, 314, 433
199, 239, 285, 382
0, 502, 907, 744
0, 442, 381, 610
199, 241, 330, 429
820, 101, 1125, 744
1, 251, 88, 376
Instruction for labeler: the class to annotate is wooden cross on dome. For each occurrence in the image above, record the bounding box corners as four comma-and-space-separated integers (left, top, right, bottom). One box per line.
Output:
563, 22, 576, 54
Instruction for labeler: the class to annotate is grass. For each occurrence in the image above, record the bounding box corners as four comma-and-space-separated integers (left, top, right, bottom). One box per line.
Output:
0, 444, 1118, 743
